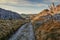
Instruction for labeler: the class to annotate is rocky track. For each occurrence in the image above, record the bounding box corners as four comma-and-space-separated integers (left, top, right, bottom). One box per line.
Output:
9, 22, 35, 40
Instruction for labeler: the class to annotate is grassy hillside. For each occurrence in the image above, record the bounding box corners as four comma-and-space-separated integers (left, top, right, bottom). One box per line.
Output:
0, 20, 25, 40
35, 19, 60, 40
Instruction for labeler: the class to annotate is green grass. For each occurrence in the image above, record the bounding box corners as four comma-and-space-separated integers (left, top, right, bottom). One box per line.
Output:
0, 20, 25, 40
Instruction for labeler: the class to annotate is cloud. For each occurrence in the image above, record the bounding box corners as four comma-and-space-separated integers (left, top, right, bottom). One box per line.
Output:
0, 0, 48, 7
43, 0, 60, 3
0, 0, 18, 4
0, 0, 48, 14
0, 4, 21, 13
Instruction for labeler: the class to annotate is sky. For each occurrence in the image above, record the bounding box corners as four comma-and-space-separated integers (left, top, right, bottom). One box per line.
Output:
0, 0, 60, 14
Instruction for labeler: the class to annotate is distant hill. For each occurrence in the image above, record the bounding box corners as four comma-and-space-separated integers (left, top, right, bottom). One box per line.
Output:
0, 8, 23, 20
21, 14, 37, 19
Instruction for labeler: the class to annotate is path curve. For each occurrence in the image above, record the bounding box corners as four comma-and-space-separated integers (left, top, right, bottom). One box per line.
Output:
9, 22, 35, 40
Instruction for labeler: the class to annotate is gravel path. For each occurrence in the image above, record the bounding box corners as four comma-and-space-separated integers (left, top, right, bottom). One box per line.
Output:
9, 22, 35, 40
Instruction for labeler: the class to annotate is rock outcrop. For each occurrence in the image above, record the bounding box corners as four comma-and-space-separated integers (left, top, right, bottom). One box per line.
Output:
32, 4, 60, 22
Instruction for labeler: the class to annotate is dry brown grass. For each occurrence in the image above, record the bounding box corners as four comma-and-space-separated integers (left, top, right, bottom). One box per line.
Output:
35, 19, 60, 40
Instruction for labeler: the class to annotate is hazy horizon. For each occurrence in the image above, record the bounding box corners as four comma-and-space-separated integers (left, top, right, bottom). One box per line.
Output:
0, 0, 60, 14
